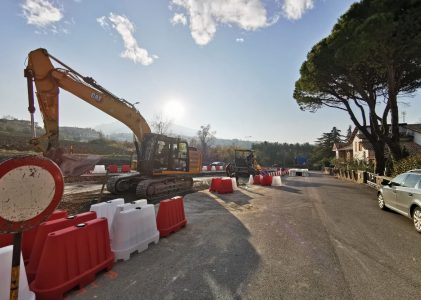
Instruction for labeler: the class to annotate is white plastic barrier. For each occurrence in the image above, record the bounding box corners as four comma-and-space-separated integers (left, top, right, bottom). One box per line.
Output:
272, 176, 282, 186
211, 166, 216, 171
92, 165, 106, 174
90, 198, 125, 235
288, 169, 309, 177
202, 166, 207, 171
117, 199, 148, 211
230, 178, 239, 190
0, 246, 35, 300
111, 204, 159, 261
248, 175, 254, 185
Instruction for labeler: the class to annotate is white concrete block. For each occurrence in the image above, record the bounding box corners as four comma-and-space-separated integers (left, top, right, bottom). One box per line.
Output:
231, 178, 239, 190
90, 198, 125, 236
133, 199, 148, 207
272, 176, 282, 186
0, 246, 35, 300
111, 204, 159, 261
92, 165, 106, 174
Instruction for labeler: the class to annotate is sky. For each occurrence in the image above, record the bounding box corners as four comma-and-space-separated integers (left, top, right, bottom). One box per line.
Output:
1, 0, 420, 143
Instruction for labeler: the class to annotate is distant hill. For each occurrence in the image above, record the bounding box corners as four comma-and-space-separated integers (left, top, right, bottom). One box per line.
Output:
94, 121, 197, 137
94, 121, 254, 148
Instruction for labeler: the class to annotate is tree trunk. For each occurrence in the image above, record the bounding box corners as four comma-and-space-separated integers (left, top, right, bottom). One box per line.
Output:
387, 67, 403, 161
372, 142, 386, 175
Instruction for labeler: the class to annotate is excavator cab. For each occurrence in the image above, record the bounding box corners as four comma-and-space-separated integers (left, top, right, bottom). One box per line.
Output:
138, 134, 190, 175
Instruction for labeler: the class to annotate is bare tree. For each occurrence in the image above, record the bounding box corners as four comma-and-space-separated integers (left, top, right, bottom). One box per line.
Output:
150, 112, 172, 135
197, 124, 216, 162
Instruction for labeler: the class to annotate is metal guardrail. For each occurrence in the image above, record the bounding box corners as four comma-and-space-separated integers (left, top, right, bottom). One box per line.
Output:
366, 172, 378, 189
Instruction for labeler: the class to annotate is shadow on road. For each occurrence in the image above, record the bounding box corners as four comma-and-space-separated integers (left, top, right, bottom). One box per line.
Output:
215, 189, 254, 206
68, 191, 261, 300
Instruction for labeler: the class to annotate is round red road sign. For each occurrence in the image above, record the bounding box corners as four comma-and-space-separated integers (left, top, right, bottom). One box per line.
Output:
0, 156, 64, 233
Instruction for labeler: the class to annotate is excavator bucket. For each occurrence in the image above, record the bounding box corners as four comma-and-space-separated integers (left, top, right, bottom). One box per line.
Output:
45, 148, 101, 177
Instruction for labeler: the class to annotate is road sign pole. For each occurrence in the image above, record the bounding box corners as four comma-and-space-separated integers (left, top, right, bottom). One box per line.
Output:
10, 232, 22, 300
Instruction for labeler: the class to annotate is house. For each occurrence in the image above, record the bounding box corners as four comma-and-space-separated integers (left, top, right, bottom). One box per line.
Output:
333, 123, 421, 163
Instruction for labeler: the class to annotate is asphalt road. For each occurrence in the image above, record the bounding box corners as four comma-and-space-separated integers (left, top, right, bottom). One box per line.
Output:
67, 172, 421, 299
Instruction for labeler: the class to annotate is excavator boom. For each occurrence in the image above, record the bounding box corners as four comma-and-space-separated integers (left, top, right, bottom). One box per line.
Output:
25, 48, 151, 154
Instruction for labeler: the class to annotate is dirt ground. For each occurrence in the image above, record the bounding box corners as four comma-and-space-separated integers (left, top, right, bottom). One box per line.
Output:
59, 176, 215, 215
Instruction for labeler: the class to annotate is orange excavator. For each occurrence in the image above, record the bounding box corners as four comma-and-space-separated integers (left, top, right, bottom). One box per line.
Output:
24, 48, 202, 199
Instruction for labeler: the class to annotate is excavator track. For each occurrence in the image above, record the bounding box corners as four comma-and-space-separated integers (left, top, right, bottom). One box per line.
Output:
107, 174, 193, 201
135, 177, 193, 201
106, 173, 142, 194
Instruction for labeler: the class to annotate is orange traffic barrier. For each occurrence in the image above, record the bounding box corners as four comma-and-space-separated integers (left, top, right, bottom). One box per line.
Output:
218, 178, 234, 194
209, 177, 222, 192
107, 164, 118, 173
156, 196, 187, 237
121, 164, 131, 172
26, 212, 97, 282
261, 175, 273, 186
0, 210, 67, 263
30, 218, 114, 300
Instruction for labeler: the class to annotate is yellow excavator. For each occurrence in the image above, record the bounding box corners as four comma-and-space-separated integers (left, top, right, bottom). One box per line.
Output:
24, 48, 202, 199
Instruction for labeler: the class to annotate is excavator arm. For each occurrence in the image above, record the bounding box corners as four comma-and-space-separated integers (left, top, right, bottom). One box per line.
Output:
24, 48, 151, 175
25, 48, 151, 151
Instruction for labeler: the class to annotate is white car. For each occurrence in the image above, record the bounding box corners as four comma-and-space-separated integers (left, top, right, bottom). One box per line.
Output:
377, 169, 421, 233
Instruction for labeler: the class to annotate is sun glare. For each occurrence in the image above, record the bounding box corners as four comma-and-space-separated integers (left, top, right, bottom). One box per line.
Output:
163, 100, 185, 121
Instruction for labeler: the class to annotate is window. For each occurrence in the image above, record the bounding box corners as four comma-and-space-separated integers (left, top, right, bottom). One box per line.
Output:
178, 142, 188, 159
391, 173, 408, 186
403, 174, 421, 188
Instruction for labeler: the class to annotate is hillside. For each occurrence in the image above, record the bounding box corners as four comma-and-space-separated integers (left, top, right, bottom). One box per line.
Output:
0, 118, 132, 156
0, 117, 254, 152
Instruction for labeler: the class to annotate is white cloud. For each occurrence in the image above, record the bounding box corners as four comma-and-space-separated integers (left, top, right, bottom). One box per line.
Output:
171, 0, 316, 45
21, 0, 63, 27
236, 38, 244, 43
282, 0, 314, 20
97, 13, 157, 65
171, 13, 187, 26
171, 0, 270, 45
96, 16, 109, 28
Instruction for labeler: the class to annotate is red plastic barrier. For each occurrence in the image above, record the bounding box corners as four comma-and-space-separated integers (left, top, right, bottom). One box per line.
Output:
209, 177, 222, 192
121, 164, 131, 173
107, 164, 118, 173
26, 212, 97, 282
218, 178, 234, 194
30, 218, 114, 300
206, 165, 212, 171
0, 210, 68, 262
253, 175, 261, 185
157, 196, 187, 237
0, 234, 12, 248
261, 175, 273, 186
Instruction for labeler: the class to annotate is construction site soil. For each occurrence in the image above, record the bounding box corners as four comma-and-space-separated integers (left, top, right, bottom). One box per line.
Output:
59, 175, 212, 215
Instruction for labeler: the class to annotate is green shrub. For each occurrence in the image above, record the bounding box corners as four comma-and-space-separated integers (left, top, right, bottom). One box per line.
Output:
392, 154, 421, 176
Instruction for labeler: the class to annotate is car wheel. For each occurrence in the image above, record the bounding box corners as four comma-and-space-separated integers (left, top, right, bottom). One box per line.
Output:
412, 206, 421, 233
378, 193, 387, 210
